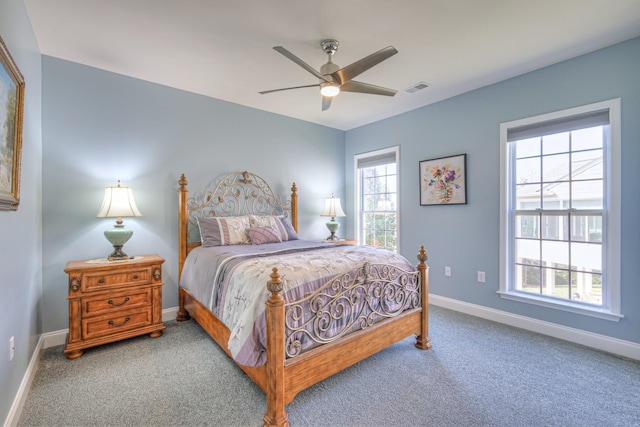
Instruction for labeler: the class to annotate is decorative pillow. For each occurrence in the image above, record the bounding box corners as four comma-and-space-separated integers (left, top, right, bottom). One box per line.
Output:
278, 216, 298, 240
197, 216, 251, 247
246, 226, 282, 245
248, 215, 289, 241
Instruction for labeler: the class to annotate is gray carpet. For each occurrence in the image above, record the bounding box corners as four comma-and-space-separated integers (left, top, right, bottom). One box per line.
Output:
18, 306, 640, 427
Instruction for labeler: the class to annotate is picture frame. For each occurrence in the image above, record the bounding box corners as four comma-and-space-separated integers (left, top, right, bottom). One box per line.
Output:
419, 153, 467, 206
0, 34, 25, 211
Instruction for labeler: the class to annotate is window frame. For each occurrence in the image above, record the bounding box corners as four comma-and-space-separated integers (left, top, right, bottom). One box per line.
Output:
354, 146, 400, 251
499, 99, 622, 321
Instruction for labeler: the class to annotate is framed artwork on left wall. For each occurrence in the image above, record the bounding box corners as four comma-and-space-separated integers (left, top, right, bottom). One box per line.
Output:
0, 34, 25, 211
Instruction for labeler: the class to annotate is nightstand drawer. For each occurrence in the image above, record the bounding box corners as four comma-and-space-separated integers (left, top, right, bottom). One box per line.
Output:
82, 288, 152, 318
321, 239, 359, 245
83, 267, 152, 291
82, 308, 152, 340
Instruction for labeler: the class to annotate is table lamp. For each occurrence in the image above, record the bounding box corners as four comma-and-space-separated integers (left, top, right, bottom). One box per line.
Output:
320, 194, 346, 241
96, 181, 143, 260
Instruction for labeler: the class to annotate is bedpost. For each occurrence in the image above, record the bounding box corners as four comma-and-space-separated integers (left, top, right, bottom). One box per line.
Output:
176, 174, 191, 322
415, 245, 432, 350
290, 182, 298, 233
178, 174, 189, 279
263, 268, 289, 427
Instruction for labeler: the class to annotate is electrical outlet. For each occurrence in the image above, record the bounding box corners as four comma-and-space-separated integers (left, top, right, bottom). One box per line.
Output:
445, 266, 451, 277
9, 336, 15, 361
477, 271, 486, 283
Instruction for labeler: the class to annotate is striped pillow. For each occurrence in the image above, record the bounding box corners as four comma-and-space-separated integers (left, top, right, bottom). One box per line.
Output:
246, 226, 282, 245
248, 215, 289, 241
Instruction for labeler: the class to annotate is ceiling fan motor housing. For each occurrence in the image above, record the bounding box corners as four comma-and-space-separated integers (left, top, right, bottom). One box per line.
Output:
320, 60, 340, 95
320, 61, 339, 79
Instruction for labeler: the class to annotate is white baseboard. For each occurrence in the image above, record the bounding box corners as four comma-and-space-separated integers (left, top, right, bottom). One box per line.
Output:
162, 306, 179, 323
3, 335, 44, 427
4, 306, 180, 427
430, 295, 640, 361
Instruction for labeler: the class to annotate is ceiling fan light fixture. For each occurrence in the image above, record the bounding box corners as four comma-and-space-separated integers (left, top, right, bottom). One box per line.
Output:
320, 83, 340, 97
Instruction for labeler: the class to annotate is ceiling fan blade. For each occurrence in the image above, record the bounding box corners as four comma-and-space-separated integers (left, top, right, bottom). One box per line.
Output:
339, 80, 397, 96
332, 46, 398, 85
273, 46, 331, 82
322, 96, 332, 111
259, 84, 320, 95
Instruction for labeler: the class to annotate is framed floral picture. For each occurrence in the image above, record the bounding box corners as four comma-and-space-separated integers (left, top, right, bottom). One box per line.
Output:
419, 154, 467, 206
0, 34, 25, 211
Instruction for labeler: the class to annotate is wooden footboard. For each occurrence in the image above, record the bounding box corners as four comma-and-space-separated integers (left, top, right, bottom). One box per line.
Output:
265, 248, 430, 426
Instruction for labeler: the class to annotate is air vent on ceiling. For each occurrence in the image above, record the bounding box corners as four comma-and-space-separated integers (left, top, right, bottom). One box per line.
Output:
405, 81, 430, 94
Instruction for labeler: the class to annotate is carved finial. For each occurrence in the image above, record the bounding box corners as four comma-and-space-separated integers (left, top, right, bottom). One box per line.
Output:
241, 171, 251, 184
291, 182, 298, 194
179, 174, 188, 189
417, 245, 428, 264
267, 267, 283, 294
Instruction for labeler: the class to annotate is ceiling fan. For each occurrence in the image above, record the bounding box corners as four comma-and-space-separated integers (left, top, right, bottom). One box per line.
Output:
259, 39, 398, 111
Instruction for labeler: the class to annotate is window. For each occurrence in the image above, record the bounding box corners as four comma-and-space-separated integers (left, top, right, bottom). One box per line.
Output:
355, 147, 399, 251
499, 100, 621, 320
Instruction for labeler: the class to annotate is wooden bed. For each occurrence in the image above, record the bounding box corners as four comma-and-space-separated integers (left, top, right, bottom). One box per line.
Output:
176, 171, 431, 427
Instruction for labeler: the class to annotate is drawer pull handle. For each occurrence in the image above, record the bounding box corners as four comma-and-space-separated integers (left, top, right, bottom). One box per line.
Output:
108, 297, 130, 307
133, 274, 139, 279
108, 317, 130, 327
98, 279, 105, 284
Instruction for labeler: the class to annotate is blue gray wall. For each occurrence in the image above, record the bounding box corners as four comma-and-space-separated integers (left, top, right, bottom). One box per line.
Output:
0, 0, 42, 421
345, 37, 640, 344
41, 56, 345, 333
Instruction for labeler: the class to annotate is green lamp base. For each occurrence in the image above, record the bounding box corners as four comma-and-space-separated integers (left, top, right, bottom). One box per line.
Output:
325, 219, 341, 241
104, 222, 133, 261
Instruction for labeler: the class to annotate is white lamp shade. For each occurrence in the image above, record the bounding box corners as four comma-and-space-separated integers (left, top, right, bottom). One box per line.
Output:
320, 196, 346, 219
96, 183, 142, 218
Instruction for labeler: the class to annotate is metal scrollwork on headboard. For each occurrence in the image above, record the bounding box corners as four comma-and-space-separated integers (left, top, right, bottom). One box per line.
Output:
186, 171, 293, 244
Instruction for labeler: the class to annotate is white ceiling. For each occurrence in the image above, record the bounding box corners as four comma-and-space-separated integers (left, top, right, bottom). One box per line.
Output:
24, 0, 640, 131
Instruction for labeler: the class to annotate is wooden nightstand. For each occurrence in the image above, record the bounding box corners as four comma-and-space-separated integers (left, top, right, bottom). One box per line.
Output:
322, 239, 359, 245
64, 254, 166, 359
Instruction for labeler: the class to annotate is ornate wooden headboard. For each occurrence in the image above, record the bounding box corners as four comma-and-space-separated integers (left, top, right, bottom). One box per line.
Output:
177, 171, 298, 278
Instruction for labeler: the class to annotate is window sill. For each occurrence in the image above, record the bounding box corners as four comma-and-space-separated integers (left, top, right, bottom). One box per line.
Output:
497, 291, 623, 322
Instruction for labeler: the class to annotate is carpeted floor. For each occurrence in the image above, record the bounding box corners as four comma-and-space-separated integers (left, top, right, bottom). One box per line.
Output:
17, 306, 640, 427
